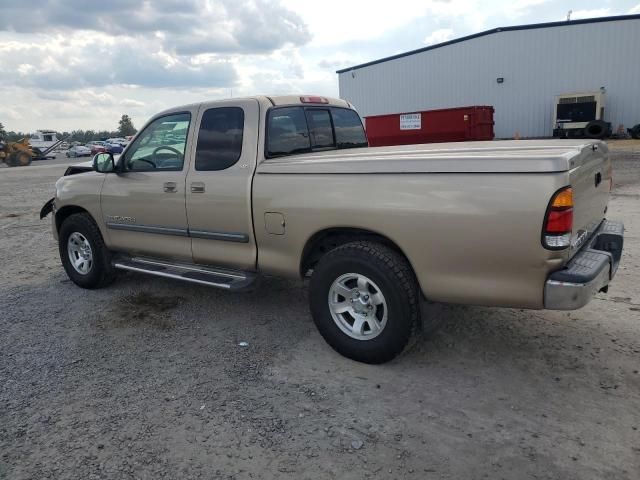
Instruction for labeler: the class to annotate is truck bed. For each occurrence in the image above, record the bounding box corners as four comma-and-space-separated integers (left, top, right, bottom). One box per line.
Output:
254, 139, 611, 308
258, 140, 605, 174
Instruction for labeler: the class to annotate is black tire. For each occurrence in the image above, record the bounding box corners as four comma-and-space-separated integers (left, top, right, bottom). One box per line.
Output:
630, 124, 640, 140
585, 120, 608, 139
58, 213, 116, 289
5, 152, 20, 167
14, 151, 32, 166
309, 241, 420, 364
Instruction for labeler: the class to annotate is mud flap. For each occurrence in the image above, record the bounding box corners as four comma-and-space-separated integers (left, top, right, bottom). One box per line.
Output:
40, 198, 54, 219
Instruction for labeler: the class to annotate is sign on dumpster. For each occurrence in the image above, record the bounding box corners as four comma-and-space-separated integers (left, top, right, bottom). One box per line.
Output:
399, 113, 421, 130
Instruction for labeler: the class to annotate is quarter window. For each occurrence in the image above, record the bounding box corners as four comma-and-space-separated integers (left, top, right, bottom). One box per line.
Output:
332, 108, 368, 148
195, 107, 244, 171
267, 107, 311, 157
124, 113, 190, 171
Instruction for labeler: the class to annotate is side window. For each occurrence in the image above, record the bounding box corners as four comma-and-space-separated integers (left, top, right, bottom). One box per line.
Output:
195, 107, 244, 171
266, 107, 310, 157
44, 134, 53, 142
306, 109, 334, 148
331, 108, 368, 148
124, 113, 191, 171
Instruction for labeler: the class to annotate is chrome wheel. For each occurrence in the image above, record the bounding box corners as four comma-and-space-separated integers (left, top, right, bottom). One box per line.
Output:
67, 232, 93, 275
328, 273, 388, 340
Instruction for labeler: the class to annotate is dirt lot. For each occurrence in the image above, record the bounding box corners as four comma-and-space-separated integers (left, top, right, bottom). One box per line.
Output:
1, 150, 639, 479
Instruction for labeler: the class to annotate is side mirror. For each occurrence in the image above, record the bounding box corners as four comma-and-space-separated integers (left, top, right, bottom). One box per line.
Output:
93, 152, 115, 173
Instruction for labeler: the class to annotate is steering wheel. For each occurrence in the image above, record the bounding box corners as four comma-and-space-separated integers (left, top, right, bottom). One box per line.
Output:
152, 146, 182, 164
132, 158, 157, 169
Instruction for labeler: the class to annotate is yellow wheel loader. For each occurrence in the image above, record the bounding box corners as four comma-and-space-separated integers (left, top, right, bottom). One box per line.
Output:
0, 139, 35, 167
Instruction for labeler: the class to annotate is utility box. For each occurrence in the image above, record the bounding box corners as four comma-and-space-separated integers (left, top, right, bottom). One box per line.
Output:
364, 106, 495, 147
552, 91, 611, 139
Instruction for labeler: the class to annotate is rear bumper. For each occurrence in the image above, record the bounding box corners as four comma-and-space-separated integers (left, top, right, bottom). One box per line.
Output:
544, 220, 624, 310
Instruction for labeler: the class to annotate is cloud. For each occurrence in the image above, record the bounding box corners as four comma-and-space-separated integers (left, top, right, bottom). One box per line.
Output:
120, 99, 146, 108
569, 9, 611, 20
318, 59, 353, 70
0, 0, 310, 55
504, 0, 550, 19
629, 4, 640, 14
0, 36, 238, 90
423, 28, 455, 45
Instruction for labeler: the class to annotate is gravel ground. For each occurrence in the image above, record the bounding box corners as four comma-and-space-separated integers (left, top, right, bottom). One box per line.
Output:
1, 151, 639, 479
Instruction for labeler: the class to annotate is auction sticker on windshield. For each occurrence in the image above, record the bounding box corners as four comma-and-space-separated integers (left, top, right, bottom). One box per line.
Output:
400, 113, 421, 130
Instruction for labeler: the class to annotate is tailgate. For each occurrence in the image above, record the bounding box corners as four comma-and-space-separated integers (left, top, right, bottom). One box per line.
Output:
567, 142, 611, 258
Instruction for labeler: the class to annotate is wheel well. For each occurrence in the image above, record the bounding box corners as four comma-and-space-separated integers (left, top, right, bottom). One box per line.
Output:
55, 205, 91, 233
300, 228, 410, 276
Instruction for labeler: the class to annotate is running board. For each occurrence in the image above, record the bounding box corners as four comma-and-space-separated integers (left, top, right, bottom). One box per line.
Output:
112, 256, 256, 290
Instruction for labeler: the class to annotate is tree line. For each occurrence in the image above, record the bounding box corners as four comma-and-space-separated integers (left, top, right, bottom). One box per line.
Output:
0, 115, 137, 143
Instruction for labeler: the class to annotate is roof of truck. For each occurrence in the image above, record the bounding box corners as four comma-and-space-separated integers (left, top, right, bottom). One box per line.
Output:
265, 95, 350, 108
151, 95, 352, 120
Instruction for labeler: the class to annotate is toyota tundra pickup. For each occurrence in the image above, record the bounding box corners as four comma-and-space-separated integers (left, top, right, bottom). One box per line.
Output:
41, 95, 624, 363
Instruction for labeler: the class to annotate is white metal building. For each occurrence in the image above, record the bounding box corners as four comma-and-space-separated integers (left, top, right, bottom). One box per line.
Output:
338, 15, 640, 138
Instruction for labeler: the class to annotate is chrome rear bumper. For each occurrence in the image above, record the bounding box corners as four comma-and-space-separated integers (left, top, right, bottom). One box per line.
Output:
544, 220, 624, 310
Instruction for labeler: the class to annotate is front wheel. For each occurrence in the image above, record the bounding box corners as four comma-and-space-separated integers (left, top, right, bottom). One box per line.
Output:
59, 213, 116, 289
309, 241, 420, 364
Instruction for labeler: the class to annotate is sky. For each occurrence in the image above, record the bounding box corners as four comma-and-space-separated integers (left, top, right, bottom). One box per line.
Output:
0, 0, 639, 132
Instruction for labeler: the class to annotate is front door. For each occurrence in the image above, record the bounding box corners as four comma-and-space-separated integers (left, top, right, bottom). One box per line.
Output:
101, 110, 196, 261
185, 99, 259, 270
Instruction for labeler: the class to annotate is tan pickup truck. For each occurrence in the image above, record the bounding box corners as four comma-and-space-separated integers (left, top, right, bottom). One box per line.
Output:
41, 95, 624, 363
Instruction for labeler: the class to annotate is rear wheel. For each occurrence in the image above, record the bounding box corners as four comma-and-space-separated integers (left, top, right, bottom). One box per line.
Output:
59, 213, 116, 289
309, 241, 420, 364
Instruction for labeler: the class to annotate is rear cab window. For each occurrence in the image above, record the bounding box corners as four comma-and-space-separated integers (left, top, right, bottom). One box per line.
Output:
195, 107, 244, 171
266, 107, 367, 158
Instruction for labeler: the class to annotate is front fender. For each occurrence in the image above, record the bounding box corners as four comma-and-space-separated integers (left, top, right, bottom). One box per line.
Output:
40, 198, 54, 219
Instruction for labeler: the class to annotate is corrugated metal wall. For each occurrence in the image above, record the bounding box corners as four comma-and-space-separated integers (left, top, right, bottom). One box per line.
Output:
338, 18, 640, 138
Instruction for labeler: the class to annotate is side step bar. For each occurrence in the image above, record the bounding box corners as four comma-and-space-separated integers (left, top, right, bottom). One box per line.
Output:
112, 256, 256, 290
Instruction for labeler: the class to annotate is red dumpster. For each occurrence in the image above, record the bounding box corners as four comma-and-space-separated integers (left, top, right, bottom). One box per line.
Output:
364, 106, 495, 147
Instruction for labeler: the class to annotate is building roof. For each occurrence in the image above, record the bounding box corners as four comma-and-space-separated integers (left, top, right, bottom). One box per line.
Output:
336, 14, 640, 74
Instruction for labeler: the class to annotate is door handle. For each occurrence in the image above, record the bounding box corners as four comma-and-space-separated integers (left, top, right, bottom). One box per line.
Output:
163, 182, 177, 193
191, 182, 205, 193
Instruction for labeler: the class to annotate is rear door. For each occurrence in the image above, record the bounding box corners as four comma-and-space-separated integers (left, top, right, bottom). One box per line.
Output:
100, 110, 196, 261
185, 99, 259, 270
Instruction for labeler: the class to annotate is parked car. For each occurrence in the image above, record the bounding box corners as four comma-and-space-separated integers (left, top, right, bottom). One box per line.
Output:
65, 145, 92, 158
86, 141, 107, 155
106, 137, 129, 146
105, 142, 124, 154
41, 95, 624, 364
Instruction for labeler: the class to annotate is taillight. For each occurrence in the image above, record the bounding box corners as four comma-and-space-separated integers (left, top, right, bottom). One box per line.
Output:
543, 186, 573, 249
300, 96, 329, 104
